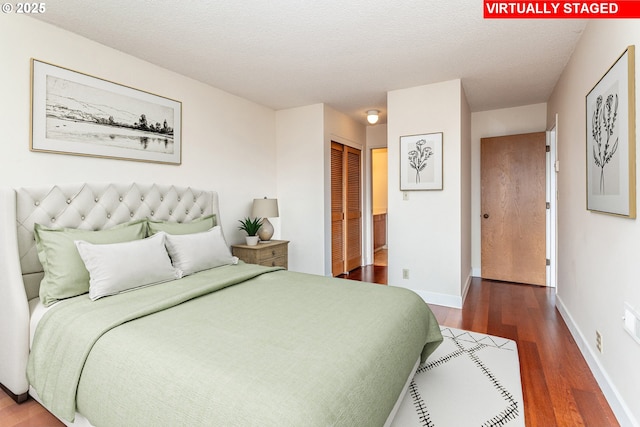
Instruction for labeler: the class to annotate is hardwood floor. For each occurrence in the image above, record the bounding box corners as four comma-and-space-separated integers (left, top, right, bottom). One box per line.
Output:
0, 388, 63, 427
342, 263, 619, 427
338, 263, 387, 284
1, 266, 618, 427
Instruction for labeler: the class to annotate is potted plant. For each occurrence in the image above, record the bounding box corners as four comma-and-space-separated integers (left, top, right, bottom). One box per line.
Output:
238, 217, 262, 246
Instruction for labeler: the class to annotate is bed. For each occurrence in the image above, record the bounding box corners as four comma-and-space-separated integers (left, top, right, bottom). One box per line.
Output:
0, 182, 443, 426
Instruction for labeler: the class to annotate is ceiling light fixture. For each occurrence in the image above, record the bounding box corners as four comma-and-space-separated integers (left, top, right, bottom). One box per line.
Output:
366, 110, 379, 125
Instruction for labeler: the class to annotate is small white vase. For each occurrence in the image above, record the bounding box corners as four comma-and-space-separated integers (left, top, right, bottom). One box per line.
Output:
245, 236, 259, 246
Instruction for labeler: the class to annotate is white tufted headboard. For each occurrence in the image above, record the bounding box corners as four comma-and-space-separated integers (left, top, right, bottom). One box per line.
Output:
0, 183, 221, 401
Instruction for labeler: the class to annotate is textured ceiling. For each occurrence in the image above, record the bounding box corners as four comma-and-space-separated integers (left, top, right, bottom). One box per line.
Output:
32, 1, 587, 124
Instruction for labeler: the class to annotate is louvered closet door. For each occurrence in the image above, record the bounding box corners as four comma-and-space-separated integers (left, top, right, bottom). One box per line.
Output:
331, 143, 345, 276
331, 142, 362, 276
344, 146, 362, 272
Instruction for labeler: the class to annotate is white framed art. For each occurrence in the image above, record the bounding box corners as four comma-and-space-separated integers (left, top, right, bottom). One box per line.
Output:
400, 132, 443, 190
586, 46, 636, 218
31, 59, 182, 165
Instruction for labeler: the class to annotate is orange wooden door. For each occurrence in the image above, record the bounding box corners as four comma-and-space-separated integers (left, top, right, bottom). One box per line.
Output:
331, 142, 345, 276
331, 142, 362, 276
344, 145, 362, 272
481, 132, 546, 286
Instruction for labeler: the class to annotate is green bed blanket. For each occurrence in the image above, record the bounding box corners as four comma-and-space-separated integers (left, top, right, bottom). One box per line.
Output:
28, 263, 442, 426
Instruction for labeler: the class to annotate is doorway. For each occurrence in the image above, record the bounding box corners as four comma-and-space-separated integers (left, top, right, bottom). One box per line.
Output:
480, 132, 547, 286
372, 148, 388, 266
331, 142, 362, 276
546, 119, 558, 288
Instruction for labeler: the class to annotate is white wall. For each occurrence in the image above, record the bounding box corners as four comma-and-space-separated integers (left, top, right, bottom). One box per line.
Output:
275, 104, 325, 274
387, 79, 470, 307
0, 15, 277, 244
460, 87, 472, 295
470, 104, 548, 276
367, 124, 388, 150
547, 20, 640, 426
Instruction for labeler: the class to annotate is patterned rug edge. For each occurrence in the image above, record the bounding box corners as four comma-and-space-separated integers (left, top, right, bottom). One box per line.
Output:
391, 326, 524, 427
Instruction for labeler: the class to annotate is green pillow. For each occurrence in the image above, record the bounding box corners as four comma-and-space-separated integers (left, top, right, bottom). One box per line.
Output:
147, 214, 216, 235
35, 219, 147, 306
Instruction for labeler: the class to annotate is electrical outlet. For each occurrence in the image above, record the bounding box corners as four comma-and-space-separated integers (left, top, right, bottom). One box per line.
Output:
596, 330, 603, 353
402, 269, 409, 279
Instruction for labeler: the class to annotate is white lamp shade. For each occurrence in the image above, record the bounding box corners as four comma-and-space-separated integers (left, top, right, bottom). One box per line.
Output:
252, 198, 278, 241
252, 198, 279, 218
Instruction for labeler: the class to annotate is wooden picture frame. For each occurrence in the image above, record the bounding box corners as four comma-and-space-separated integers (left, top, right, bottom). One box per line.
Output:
31, 59, 182, 165
586, 46, 636, 217
400, 132, 443, 190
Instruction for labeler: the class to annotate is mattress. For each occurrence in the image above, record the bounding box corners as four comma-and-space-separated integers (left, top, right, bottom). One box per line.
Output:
28, 298, 51, 348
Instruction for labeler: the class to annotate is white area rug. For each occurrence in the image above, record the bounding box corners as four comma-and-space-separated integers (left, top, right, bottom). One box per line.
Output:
392, 327, 524, 427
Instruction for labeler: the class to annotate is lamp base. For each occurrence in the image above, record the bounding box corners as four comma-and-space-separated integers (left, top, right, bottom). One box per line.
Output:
258, 218, 274, 241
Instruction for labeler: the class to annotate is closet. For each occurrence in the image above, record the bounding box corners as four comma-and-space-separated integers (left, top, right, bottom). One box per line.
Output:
331, 142, 362, 276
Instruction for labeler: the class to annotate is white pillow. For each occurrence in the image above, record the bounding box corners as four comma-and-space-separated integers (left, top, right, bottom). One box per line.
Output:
161, 226, 238, 276
75, 233, 182, 300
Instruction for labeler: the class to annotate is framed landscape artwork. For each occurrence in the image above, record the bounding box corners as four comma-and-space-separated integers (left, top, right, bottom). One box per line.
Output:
400, 132, 443, 190
31, 59, 182, 165
585, 45, 636, 218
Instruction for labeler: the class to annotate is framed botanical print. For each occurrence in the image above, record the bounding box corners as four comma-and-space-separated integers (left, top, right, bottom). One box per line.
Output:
586, 46, 636, 217
400, 132, 443, 190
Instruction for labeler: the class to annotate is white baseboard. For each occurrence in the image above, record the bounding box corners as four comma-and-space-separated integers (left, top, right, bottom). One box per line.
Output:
400, 269, 472, 309
472, 267, 481, 277
409, 288, 462, 308
556, 296, 638, 427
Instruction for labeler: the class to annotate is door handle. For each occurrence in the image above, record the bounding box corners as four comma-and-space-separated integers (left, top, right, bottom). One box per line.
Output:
483, 214, 489, 219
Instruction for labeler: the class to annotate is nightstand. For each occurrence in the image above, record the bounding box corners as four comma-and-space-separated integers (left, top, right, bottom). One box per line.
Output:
232, 240, 289, 269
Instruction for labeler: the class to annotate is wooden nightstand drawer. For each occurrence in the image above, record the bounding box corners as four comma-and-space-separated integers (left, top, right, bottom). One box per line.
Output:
232, 240, 289, 270
258, 256, 287, 268
255, 244, 287, 262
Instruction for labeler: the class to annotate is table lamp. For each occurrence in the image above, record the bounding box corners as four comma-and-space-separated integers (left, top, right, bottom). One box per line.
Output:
252, 197, 279, 241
